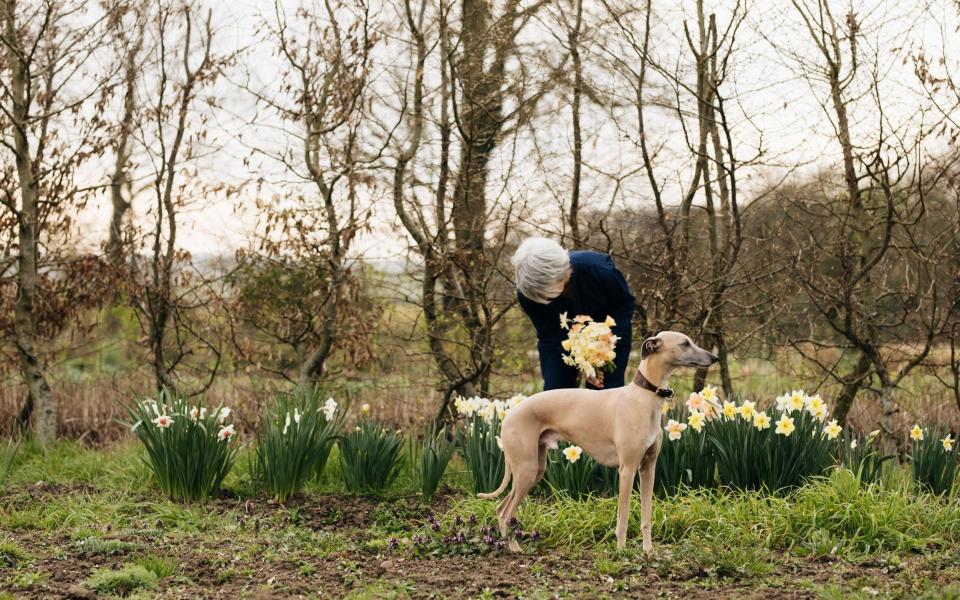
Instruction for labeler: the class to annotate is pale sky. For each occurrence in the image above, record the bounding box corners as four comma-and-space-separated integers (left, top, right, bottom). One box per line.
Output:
70, 0, 959, 261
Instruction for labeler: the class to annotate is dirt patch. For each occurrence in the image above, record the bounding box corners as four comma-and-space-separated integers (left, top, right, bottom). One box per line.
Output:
213, 489, 456, 533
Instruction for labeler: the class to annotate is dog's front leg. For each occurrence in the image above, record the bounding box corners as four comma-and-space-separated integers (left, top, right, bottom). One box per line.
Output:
615, 463, 638, 549
638, 458, 656, 553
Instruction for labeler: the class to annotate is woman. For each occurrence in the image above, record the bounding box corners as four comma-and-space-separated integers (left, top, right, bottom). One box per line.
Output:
512, 237, 635, 390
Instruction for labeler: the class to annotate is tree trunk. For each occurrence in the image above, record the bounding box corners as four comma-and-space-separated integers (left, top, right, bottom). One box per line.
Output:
4, 0, 56, 444
832, 351, 872, 425
567, 0, 583, 244
878, 382, 903, 456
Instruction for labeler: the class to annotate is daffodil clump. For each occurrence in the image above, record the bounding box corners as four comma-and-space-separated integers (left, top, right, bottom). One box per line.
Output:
454, 394, 524, 424
655, 387, 720, 494
838, 428, 892, 485
909, 424, 960, 495
544, 443, 598, 498
559, 313, 619, 383
126, 389, 239, 502
253, 390, 343, 502
661, 387, 843, 492
665, 388, 836, 445
339, 408, 406, 496
455, 394, 525, 495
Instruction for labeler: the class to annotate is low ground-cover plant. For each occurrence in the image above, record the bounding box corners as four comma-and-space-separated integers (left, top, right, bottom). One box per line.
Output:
407, 511, 542, 557
125, 389, 238, 502
253, 390, 341, 502
85, 563, 158, 596
910, 424, 959, 495
339, 419, 405, 495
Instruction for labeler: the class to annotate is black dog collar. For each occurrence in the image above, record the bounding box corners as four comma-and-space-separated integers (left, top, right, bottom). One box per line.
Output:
633, 369, 673, 399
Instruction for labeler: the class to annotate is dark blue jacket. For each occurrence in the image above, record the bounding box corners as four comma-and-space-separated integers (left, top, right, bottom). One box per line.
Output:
518, 251, 635, 390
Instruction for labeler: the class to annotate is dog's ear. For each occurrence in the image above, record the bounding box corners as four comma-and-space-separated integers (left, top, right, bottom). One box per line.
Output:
641, 336, 662, 358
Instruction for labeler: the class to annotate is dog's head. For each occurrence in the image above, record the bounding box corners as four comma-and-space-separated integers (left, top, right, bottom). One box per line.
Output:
640, 331, 718, 368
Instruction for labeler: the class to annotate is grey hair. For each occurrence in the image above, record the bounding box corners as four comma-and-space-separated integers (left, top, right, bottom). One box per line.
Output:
512, 237, 571, 304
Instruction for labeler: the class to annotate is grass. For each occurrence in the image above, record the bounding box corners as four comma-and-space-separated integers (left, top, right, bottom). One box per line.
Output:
435, 469, 960, 558
3, 440, 960, 597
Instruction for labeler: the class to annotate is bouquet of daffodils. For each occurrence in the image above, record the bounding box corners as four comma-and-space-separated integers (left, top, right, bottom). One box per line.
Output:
559, 313, 619, 382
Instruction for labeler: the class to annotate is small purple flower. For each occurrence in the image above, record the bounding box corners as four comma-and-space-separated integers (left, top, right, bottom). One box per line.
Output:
388, 538, 399, 550
455, 532, 465, 543
530, 530, 541, 542
431, 521, 441, 532
515, 528, 525, 538
412, 535, 424, 545
469, 514, 478, 525
494, 540, 507, 550
482, 534, 494, 545
454, 515, 463, 527
442, 535, 453, 544
508, 517, 518, 528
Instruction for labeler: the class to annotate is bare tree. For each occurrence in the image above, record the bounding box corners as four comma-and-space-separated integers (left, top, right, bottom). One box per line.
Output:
127, 1, 228, 394
0, 0, 112, 442
392, 0, 551, 422
103, 0, 149, 267
229, 0, 381, 387
596, 0, 770, 398
763, 0, 954, 444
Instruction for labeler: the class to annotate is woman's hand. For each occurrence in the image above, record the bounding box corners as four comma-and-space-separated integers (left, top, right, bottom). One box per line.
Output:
586, 372, 605, 388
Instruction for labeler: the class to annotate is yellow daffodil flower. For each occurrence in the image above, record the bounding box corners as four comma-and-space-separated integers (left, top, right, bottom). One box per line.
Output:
562, 445, 583, 463
688, 411, 705, 432
910, 424, 924, 442
664, 419, 688, 441
823, 419, 842, 440
753, 411, 771, 430
775, 414, 796, 436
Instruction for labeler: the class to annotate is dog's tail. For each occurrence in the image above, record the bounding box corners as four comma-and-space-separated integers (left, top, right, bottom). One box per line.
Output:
477, 462, 511, 499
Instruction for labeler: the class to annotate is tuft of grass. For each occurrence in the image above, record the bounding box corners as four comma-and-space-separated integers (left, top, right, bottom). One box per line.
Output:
0, 539, 27, 567
86, 564, 159, 596
134, 555, 177, 578
8, 571, 46, 590
0, 437, 22, 483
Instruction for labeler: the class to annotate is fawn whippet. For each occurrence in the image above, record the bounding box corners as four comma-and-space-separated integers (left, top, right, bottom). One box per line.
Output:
479, 331, 718, 552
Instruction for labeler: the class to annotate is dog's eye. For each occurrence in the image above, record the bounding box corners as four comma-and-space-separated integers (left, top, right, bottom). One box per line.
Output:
683, 341, 690, 347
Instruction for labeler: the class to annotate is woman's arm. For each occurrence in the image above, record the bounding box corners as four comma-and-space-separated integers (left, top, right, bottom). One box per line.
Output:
517, 292, 579, 390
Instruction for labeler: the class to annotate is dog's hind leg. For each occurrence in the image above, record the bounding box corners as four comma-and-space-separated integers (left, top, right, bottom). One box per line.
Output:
498, 465, 537, 552
496, 489, 513, 522
534, 444, 547, 485
615, 461, 639, 550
